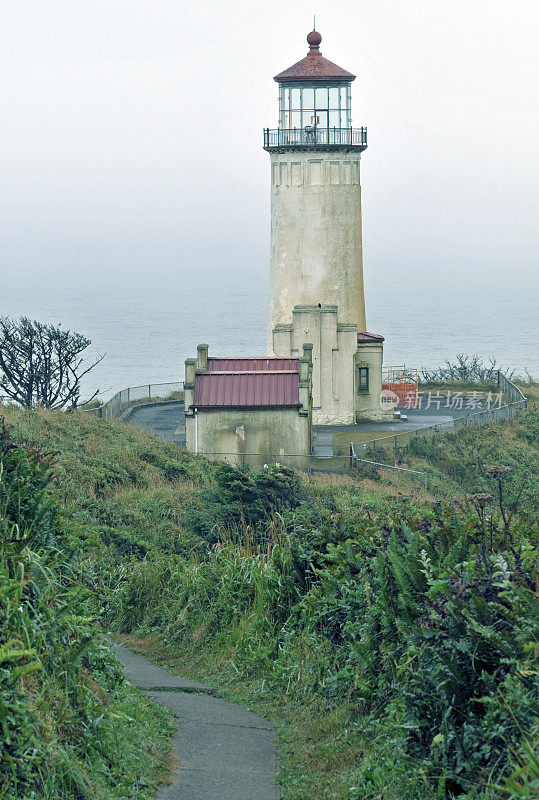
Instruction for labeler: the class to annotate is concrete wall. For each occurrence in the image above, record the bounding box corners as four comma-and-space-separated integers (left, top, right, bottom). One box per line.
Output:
186, 407, 311, 468
273, 305, 357, 425
268, 150, 366, 347
355, 342, 392, 421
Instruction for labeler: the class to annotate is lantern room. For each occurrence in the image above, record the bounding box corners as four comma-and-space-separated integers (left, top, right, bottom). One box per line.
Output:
278, 83, 351, 131
264, 29, 367, 150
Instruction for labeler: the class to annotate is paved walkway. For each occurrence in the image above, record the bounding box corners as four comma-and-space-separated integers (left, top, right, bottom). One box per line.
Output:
125, 401, 185, 444
124, 398, 494, 453
111, 642, 280, 800
312, 427, 334, 457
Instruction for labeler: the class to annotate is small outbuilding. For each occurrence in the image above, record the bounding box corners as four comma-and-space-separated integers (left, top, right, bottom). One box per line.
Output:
184, 344, 313, 467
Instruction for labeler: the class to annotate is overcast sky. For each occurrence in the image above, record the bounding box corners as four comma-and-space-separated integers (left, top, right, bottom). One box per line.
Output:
1, 0, 538, 287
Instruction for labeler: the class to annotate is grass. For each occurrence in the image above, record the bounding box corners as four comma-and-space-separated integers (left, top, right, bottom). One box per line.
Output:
0, 420, 177, 800
1, 394, 537, 799
516, 379, 539, 405
74, 682, 176, 800
114, 634, 413, 800
333, 427, 397, 456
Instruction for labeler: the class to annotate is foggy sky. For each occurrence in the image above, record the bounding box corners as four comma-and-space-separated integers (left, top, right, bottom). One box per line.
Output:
1, 0, 538, 286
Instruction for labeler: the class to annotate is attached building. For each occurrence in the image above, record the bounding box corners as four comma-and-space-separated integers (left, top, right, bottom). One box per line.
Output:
273, 305, 388, 424
184, 344, 313, 467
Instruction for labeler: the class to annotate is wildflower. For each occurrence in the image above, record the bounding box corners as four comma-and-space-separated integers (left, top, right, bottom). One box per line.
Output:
486, 464, 513, 475
469, 492, 493, 510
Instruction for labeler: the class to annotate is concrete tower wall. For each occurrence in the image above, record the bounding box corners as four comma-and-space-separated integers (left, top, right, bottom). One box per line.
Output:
268, 149, 366, 351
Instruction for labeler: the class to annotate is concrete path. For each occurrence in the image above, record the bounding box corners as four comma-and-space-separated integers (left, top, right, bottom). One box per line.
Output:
312, 427, 334, 457
125, 401, 185, 444
123, 397, 494, 451
111, 642, 280, 800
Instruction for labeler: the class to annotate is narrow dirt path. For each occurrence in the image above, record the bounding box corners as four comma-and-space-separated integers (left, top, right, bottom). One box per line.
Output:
111, 642, 280, 800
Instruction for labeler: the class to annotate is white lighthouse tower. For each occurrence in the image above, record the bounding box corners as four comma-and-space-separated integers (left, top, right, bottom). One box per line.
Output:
265, 29, 388, 424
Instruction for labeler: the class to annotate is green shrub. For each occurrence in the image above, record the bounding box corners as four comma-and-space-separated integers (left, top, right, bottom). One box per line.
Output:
183, 462, 305, 543
0, 424, 174, 799
276, 505, 538, 795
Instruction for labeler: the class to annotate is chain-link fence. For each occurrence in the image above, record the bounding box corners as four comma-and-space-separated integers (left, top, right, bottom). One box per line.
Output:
78, 382, 184, 419
195, 373, 527, 484
498, 371, 527, 406
195, 451, 429, 489
357, 373, 526, 461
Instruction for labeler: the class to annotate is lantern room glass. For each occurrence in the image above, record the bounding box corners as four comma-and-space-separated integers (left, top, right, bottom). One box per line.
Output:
278, 83, 351, 130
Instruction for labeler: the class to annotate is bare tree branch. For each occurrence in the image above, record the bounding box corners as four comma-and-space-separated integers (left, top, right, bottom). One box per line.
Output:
0, 316, 105, 409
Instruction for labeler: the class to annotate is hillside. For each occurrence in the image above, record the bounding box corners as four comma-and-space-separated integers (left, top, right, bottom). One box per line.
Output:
1, 400, 537, 799
0, 421, 174, 800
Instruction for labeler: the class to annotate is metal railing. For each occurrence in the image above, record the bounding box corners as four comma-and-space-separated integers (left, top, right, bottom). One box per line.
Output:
79, 382, 184, 420
263, 126, 367, 149
349, 443, 428, 488
194, 451, 429, 489
498, 371, 527, 406
356, 372, 527, 460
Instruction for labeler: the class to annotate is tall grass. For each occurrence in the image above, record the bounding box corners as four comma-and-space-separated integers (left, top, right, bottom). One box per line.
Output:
0, 423, 174, 799
1, 400, 537, 799
106, 469, 538, 798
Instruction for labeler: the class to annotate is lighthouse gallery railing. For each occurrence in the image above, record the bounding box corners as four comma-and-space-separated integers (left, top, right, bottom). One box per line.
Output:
263, 126, 367, 149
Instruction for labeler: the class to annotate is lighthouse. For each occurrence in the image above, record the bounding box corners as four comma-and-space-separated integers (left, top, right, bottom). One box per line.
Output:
264, 29, 389, 424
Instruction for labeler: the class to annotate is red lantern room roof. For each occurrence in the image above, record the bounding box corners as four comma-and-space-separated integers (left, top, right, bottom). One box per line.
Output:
274, 30, 355, 83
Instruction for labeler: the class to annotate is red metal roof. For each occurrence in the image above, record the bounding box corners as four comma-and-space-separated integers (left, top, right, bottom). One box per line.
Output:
194, 371, 300, 409
357, 331, 385, 343
274, 31, 355, 83
208, 357, 299, 372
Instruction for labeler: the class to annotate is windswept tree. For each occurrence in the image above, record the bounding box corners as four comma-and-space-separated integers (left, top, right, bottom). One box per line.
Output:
0, 316, 104, 409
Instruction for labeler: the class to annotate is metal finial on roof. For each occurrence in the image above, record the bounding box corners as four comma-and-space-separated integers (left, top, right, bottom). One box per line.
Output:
274, 28, 355, 82
307, 28, 322, 50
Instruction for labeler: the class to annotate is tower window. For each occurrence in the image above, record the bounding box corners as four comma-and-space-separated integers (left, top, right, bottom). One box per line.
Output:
358, 366, 369, 393
278, 82, 351, 130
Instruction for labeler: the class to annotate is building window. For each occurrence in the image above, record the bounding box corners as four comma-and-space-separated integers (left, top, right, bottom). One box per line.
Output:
358, 366, 369, 393
279, 82, 351, 131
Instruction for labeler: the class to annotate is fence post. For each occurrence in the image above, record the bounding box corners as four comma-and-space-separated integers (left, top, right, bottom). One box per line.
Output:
148, 384, 151, 400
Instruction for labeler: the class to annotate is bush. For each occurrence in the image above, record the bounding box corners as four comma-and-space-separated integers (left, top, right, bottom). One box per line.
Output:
277, 505, 538, 795
421, 354, 513, 385
109, 483, 538, 797
183, 462, 305, 543
0, 424, 174, 799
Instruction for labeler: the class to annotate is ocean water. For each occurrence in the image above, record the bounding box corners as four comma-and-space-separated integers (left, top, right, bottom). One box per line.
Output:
1, 265, 537, 400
